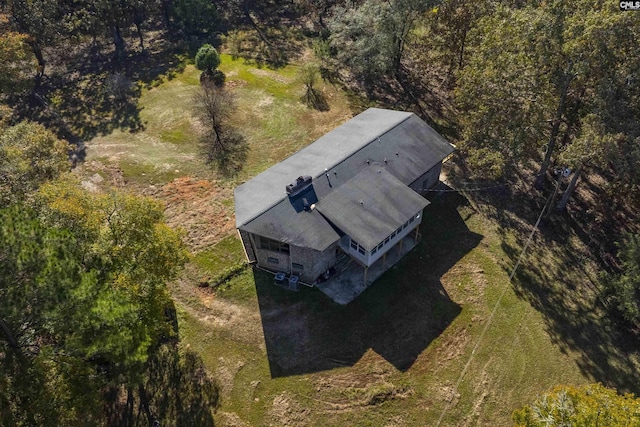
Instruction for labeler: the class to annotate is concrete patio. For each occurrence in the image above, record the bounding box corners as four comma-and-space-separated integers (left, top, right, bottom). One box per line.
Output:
315, 232, 419, 305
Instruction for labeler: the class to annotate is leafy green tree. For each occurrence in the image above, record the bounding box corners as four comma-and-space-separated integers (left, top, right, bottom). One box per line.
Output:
194, 84, 248, 176
195, 43, 224, 85
513, 383, 640, 426
173, 0, 219, 36
607, 136, 640, 207
427, 0, 491, 79
555, 115, 619, 210
327, 0, 432, 79
0, 104, 13, 129
455, 5, 550, 179
0, 121, 70, 206
0, 205, 102, 426
603, 233, 640, 325
298, 63, 328, 111
0, 177, 190, 425
4, 0, 61, 84
548, 1, 640, 190
299, 63, 319, 93
456, 1, 640, 187
0, 25, 36, 95
195, 44, 220, 72
36, 180, 189, 364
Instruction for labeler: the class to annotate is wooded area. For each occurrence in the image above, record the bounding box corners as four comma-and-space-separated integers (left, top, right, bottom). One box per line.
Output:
1, 0, 639, 425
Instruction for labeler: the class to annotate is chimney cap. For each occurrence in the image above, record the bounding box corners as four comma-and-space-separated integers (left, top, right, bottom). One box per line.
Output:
286, 175, 312, 196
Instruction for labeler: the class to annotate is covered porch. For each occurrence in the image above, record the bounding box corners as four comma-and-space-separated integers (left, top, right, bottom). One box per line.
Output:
315, 230, 420, 305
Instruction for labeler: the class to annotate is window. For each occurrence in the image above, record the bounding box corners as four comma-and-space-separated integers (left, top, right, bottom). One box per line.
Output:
358, 246, 365, 255
259, 236, 290, 253
267, 257, 279, 264
377, 242, 384, 251
396, 226, 402, 235
403, 221, 408, 230
409, 216, 415, 223
384, 237, 390, 244
350, 239, 358, 250
371, 247, 377, 255
391, 232, 396, 240
292, 262, 304, 270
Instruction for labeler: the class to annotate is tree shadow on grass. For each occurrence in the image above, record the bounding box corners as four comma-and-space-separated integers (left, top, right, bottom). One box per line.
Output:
13, 38, 193, 158
301, 88, 330, 112
255, 192, 482, 377
45, 71, 145, 141
227, 25, 303, 69
503, 226, 640, 395
454, 162, 640, 395
105, 342, 219, 427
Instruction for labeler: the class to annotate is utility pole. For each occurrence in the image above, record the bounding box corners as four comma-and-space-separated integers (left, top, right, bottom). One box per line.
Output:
544, 167, 568, 219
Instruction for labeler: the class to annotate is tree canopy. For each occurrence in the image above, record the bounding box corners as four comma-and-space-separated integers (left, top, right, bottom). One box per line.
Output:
455, 0, 640, 191
0, 121, 70, 206
327, 0, 432, 79
0, 176, 190, 425
173, 0, 219, 36
603, 233, 640, 325
195, 44, 221, 74
0, 22, 36, 95
195, 43, 225, 85
513, 383, 640, 426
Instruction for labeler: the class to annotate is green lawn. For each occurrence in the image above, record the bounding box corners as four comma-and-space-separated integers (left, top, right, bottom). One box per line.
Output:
176, 194, 591, 426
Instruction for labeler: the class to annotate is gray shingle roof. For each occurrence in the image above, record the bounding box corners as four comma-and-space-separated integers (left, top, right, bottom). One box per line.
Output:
315, 169, 429, 251
240, 200, 340, 252
234, 108, 455, 250
235, 108, 413, 228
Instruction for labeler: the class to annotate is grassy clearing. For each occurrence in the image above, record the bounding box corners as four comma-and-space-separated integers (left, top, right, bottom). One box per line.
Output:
84, 64, 207, 187
218, 54, 354, 182
81, 51, 633, 426
82, 54, 352, 189
175, 194, 590, 426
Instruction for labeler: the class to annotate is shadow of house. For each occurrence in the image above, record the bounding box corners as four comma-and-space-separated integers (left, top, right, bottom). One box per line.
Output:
256, 193, 482, 377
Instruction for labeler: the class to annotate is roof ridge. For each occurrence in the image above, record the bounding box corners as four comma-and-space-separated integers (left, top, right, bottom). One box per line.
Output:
235, 110, 415, 227
308, 113, 414, 180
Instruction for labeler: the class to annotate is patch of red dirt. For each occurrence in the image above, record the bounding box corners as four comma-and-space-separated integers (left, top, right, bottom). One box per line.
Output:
148, 176, 235, 252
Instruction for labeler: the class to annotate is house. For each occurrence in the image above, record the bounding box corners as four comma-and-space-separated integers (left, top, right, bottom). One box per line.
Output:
234, 108, 455, 304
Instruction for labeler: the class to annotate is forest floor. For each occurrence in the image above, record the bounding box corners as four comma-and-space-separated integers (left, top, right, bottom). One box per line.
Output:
75, 52, 640, 426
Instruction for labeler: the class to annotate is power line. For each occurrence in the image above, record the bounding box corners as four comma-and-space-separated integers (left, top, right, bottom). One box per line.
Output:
434, 179, 561, 426
420, 183, 510, 193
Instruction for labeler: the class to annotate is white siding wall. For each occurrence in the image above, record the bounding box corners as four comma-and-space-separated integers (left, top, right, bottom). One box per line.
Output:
345, 209, 424, 267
